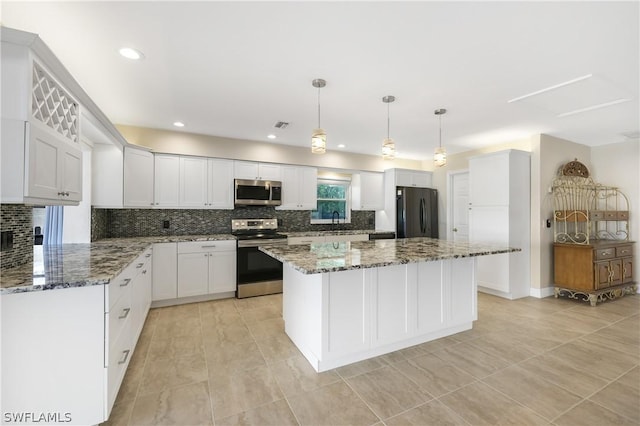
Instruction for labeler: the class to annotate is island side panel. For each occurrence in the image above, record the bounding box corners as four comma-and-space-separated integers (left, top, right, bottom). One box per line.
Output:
283, 258, 478, 373
1, 285, 106, 425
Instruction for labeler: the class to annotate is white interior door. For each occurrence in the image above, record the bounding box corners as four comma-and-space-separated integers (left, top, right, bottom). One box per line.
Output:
449, 171, 469, 242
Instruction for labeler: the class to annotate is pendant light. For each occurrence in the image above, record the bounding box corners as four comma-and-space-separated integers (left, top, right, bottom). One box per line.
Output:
381, 95, 396, 160
434, 108, 447, 167
311, 78, 327, 154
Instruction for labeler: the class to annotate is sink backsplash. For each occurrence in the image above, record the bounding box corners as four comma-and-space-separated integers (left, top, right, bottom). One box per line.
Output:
91, 207, 374, 240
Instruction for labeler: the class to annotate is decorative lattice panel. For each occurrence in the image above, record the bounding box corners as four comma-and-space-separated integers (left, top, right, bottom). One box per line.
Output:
31, 61, 79, 143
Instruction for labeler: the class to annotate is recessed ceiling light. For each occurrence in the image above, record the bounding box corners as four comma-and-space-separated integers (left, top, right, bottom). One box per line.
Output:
337, 144, 345, 148
507, 74, 593, 103
119, 47, 145, 60
173, 121, 185, 127
267, 134, 277, 139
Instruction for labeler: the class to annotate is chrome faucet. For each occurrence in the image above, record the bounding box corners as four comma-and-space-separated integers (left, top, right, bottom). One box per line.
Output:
331, 210, 340, 228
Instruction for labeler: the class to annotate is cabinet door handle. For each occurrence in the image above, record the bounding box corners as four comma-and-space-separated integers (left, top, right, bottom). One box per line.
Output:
136, 263, 144, 268
145, 253, 152, 258
142, 269, 147, 274
120, 278, 131, 287
201, 245, 217, 248
119, 307, 131, 319
118, 349, 131, 365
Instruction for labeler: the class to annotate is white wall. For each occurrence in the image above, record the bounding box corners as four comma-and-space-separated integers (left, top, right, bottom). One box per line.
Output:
63, 148, 92, 243
117, 124, 423, 172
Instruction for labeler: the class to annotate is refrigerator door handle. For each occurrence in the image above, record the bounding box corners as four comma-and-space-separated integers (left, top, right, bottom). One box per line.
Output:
419, 198, 425, 234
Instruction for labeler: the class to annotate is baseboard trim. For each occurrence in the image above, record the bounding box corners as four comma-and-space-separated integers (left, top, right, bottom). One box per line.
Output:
529, 286, 555, 298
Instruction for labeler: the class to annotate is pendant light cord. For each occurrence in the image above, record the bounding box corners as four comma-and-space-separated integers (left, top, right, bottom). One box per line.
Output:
438, 114, 442, 148
387, 102, 390, 139
317, 87, 321, 128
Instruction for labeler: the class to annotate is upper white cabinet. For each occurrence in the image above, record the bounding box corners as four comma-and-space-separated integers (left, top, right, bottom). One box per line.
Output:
469, 149, 530, 299
234, 160, 282, 181
151, 154, 234, 209
179, 156, 208, 207
124, 147, 154, 207
395, 169, 432, 188
1, 37, 83, 205
208, 158, 234, 209
92, 144, 123, 208
153, 154, 180, 207
352, 172, 384, 211
277, 165, 317, 210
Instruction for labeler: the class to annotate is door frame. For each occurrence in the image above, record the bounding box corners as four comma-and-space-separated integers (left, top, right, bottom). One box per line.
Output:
447, 169, 469, 241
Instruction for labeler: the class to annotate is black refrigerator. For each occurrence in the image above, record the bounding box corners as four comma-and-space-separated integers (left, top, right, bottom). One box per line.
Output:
396, 186, 439, 238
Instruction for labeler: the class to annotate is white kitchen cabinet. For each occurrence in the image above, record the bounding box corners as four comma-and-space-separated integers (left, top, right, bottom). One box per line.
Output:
24, 122, 83, 203
352, 172, 384, 210
180, 156, 208, 207
92, 143, 123, 208
208, 158, 234, 209
1, 248, 153, 425
124, 147, 154, 207
1, 37, 84, 206
153, 154, 180, 206
469, 150, 530, 299
234, 160, 282, 181
395, 169, 432, 188
177, 241, 236, 298
152, 243, 178, 301
277, 165, 317, 210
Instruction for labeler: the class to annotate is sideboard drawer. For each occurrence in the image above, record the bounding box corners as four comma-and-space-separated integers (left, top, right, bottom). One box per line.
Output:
616, 245, 633, 257
594, 248, 616, 260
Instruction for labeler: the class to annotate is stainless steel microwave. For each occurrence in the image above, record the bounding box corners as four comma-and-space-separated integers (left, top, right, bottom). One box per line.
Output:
234, 179, 282, 206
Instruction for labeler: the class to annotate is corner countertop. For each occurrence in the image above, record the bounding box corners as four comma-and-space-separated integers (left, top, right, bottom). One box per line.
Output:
260, 237, 520, 274
0, 234, 236, 295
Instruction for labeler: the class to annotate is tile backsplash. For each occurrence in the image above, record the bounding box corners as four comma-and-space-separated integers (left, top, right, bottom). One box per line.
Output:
92, 207, 375, 240
0, 204, 33, 269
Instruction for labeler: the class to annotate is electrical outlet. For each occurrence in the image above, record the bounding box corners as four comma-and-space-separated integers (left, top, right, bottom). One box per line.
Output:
163, 220, 170, 229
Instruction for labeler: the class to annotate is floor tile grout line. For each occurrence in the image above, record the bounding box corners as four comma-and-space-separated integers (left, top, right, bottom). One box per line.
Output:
548, 363, 640, 425
340, 372, 385, 424
198, 303, 218, 426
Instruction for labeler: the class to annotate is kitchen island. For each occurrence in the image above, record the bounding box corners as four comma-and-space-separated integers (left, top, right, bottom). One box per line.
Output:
260, 237, 519, 372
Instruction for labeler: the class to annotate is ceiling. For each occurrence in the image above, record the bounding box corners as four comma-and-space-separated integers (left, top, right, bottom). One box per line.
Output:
2, 1, 639, 160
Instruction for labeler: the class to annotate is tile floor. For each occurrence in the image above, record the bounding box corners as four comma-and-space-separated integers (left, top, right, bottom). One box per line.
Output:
103, 292, 640, 426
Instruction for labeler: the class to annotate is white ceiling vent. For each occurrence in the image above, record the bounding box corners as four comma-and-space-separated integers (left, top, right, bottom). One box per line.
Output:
274, 121, 290, 129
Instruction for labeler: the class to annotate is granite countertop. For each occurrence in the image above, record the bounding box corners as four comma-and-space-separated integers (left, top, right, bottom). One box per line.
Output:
0, 234, 236, 295
283, 229, 388, 238
260, 237, 521, 274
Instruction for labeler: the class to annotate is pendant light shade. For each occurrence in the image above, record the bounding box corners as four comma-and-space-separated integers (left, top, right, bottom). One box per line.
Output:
382, 95, 396, 160
311, 79, 327, 154
434, 108, 447, 167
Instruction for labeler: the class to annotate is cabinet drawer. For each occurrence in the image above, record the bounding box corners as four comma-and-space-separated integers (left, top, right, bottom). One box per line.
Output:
594, 248, 616, 260
109, 287, 132, 345
604, 211, 618, 220
108, 261, 139, 310
616, 245, 633, 257
107, 318, 133, 409
178, 240, 236, 254
617, 211, 629, 220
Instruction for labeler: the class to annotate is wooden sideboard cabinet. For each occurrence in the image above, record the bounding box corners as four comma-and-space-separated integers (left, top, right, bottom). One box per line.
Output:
554, 241, 636, 306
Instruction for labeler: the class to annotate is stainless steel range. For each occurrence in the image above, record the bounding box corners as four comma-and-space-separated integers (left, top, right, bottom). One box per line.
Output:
232, 218, 288, 298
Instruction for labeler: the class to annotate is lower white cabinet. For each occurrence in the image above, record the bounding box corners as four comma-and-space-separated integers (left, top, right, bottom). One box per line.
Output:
152, 243, 178, 301
0, 248, 153, 425
177, 241, 236, 297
